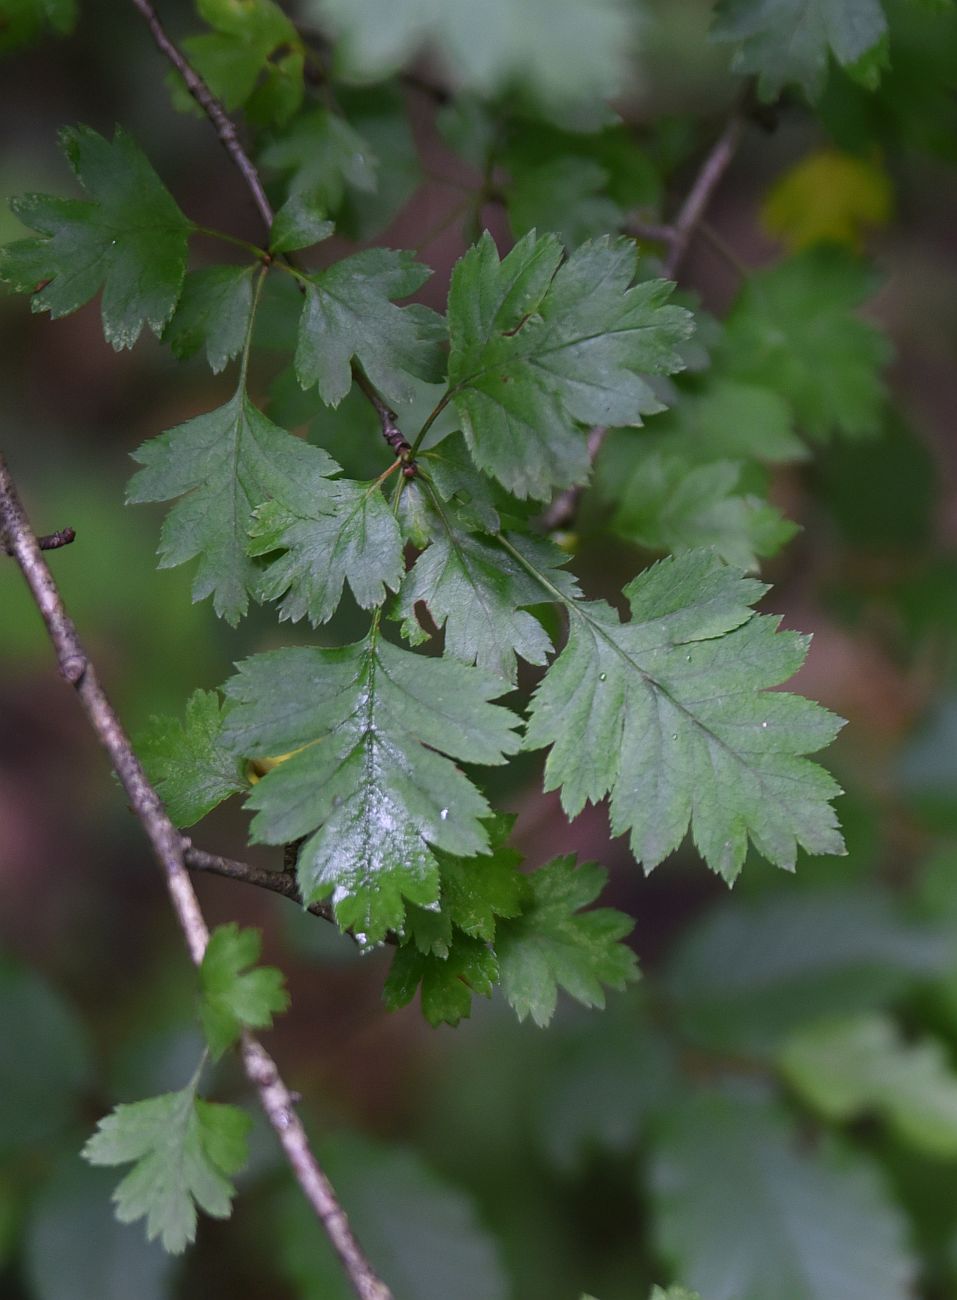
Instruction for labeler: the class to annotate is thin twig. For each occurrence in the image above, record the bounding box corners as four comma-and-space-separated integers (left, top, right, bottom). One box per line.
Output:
180, 840, 401, 947
129, 0, 410, 466
129, 0, 274, 230
663, 112, 744, 278
540, 426, 608, 533
0, 454, 393, 1300
544, 109, 746, 534
4, 525, 75, 555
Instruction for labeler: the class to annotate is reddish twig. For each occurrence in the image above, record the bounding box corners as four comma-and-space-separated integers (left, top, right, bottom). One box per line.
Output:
128, 0, 274, 230
663, 112, 745, 278
545, 109, 746, 534
0, 453, 392, 1300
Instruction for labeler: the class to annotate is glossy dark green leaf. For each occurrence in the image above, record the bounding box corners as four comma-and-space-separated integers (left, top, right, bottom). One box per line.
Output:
0, 126, 190, 348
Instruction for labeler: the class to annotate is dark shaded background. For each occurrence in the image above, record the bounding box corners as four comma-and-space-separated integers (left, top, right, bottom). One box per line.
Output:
3, 1, 957, 1297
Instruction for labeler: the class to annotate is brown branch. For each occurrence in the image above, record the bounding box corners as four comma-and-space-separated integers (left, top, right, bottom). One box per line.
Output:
662, 111, 745, 279
5, 525, 74, 555
0, 453, 393, 1300
544, 109, 746, 535
539, 425, 608, 533
129, 0, 412, 467
129, 0, 274, 230
180, 840, 400, 946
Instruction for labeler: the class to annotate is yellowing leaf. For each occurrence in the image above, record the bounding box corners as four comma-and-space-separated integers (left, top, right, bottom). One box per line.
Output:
762, 150, 892, 252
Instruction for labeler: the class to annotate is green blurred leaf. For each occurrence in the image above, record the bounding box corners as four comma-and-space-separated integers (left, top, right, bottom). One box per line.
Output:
198, 923, 289, 1059
721, 249, 890, 440
276, 1131, 508, 1299
611, 452, 798, 569
83, 1070, 251, 1254
0, 0, 76, 52
0, 958, 94, 1158
268, 194, 335, 254
0, 125, 190, 348
137, 689, 249, 828
308, 0, 635, 106
24, 1160, 175, 1300
712, 0, 888, 100
779, 1013, 957, 1156
665, 889, 950, 1053
651, 1091, 915, 1299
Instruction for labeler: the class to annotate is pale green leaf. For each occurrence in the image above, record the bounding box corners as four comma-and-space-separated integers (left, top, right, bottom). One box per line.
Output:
779, 1013, 957, 1156
137, 689, 249, 828
83, 1075, 251, 1254
127, 387, 335, 624
308, 0, 635, 106
651, 1092, 915, 1300
525, 550, 846, 881
199, 923, 289, 1059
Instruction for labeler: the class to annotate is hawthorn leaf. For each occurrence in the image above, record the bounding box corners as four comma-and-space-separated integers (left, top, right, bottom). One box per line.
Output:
403, 814, 525, 957
262, 107, 378, 213
418, 432, 502, 532
294, 248, 445, 406
137, 689, 249, 828
496, 857, 639, 1027
524, 550, 846, 881
384, 934, 499, 1027
308, 0, 634, 107
82, 1075, 251, 1254
269, 194, 335, 254
127, 387, 335, 624
169, 0, 302, 122
650, 1092, 915, 1300
199, 923, 289, 1059
711, 0, 888, 100
611, 453, 798, 570
398, 508, 578, 681
447, 232, 692, 499
721, 249, 889, 440
162, 265, 254, 374
249, 465, 405, 625
778, 1013, 957, 1156
220, 637, 521, 941
0, 125, 190, 348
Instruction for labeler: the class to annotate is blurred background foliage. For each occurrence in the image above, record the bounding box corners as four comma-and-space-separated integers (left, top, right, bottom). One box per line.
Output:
3, 0, 957, 1297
